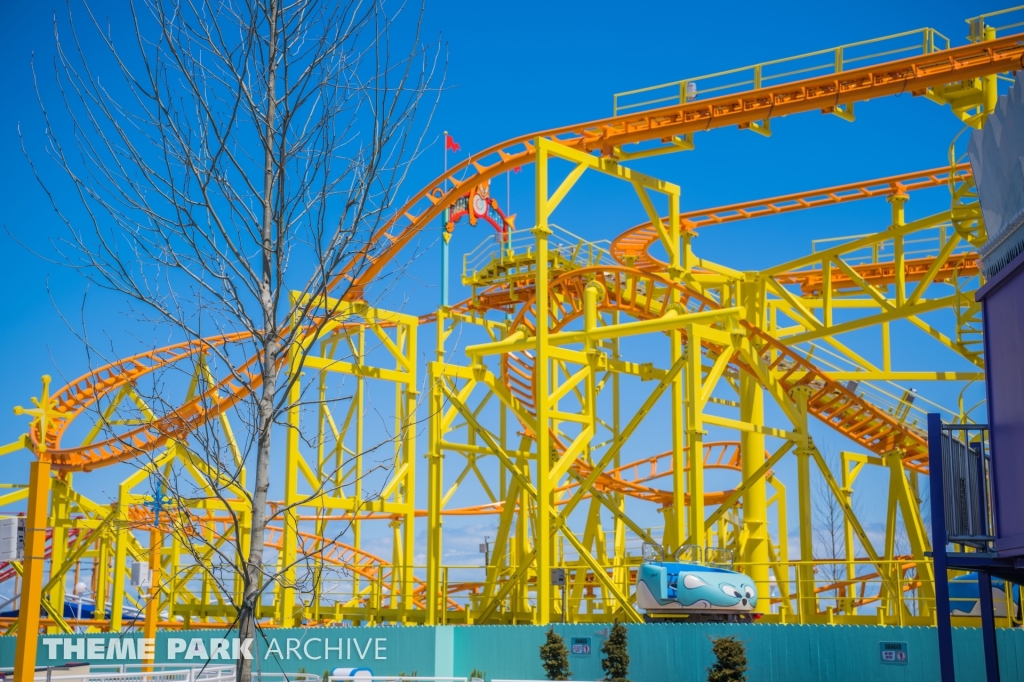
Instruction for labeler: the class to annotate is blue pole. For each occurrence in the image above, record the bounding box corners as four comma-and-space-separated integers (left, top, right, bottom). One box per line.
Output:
441, 130, 449, 308
974, 441, 1001, 682
441, 220, 449, 308
978, 571, 1001, 682
928, 413, 956, 682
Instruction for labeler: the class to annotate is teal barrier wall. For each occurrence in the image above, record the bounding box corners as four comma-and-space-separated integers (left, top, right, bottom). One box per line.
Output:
2, 623, 1023, 680
0, 627, 438, 677
453, 623, 1024, 681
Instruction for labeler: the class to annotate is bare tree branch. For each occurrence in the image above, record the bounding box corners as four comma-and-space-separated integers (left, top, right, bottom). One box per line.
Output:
22, 0, 444, 676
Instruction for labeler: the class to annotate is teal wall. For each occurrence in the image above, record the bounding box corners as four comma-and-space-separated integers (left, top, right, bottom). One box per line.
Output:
2, 623, 1024, 680
0, 627, 437, 678
453, 623, 1024, 681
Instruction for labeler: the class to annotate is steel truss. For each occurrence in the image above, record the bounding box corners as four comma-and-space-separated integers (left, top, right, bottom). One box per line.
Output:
4, 11, 1023, 676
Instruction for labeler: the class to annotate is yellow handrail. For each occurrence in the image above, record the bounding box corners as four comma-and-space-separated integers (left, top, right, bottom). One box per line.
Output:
967, 5, 1024, 42
613, 27, 950, 116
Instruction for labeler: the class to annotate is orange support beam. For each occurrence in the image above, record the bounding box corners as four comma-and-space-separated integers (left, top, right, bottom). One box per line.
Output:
14, 461, 51, 682
143, 528, 162, 670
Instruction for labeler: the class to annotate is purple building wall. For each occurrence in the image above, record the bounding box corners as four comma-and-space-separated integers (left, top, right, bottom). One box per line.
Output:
977, 248, 1024, 558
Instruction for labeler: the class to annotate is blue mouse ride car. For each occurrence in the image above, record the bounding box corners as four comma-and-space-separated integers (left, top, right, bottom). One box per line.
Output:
635, 544, 759, 622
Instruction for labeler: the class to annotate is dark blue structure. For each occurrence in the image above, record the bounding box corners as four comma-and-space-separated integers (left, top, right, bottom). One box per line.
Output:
928, 246, 1024, 682
978, 248, 1024, 561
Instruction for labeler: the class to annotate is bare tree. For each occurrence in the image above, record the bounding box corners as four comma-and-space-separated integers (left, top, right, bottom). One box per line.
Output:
21, 0, 441, 677
813, 447, 857, 613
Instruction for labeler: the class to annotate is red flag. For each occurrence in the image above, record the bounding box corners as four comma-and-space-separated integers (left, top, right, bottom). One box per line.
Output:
445, 134, 460, 153
513, 166, 522, 173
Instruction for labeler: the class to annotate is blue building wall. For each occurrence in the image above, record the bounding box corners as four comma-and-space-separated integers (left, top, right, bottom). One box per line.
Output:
2, 623, 1023, 680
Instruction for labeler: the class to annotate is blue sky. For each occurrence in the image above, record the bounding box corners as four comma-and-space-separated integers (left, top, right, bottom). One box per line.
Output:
0, 0, 1008, 568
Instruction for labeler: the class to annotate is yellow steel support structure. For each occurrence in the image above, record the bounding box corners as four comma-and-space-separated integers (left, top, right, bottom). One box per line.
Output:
7, 14, 1024, 671
13, 460, 50, 682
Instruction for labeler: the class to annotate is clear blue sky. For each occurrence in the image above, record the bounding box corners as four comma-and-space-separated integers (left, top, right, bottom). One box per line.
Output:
0, 0, 1006, 563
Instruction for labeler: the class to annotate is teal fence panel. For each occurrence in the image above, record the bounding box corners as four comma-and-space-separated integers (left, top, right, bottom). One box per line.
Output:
2, 623, 1024, 680
454, 623, 1024, 682
0, 627, 437, 677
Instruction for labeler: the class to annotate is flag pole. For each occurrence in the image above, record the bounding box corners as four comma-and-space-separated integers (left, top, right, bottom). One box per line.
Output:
441, 130, 449, 308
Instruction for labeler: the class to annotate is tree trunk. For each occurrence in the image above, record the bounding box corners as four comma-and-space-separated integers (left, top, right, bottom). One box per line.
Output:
239, 2, 280, 679
238, 359, 279, 681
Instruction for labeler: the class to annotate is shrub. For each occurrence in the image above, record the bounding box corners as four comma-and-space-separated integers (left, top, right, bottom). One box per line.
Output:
707, 635, 747, 682
540, 628, 572, 680
601, 620, 630, 682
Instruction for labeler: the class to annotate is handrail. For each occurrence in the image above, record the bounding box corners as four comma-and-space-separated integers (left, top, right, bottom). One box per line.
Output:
462, 223, 614, 281
329, 677, 468, 682
613, 28, 949, 115
968, 5, 1024, 42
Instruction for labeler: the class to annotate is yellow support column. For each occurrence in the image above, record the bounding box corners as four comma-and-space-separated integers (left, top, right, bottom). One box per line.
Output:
279, 341, 302, 626
889, 193, 908, 307
769, 476, 793, 618
93, 529, 110, 629
610, 311, 628, 609
351, 327, 365, 605
685, 323, 705, 550
884, 450, 935, 617
534, 137, 553, 625
791, 386, 815, 623
740, 280, 769, 612
399, 319, 418, 621
670, 323, 686, 555
14, 460, 51, 682
46, 478, 70, 635
108, 483, 130, 631
982, 26, 999, 125
516, 450, 531, 621
840, 452, 859, 616
425, 363, 444, 625
740, 371, 768, 612
236, 506, 251, 624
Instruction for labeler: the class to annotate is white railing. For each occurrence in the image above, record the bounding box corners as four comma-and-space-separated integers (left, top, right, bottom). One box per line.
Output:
791, 339, 966, 428
810, 224, 974, 266
329, 677, 468, 682
3, 665, 237, 682
613, 28, 950, 116
462, 223, 614, 280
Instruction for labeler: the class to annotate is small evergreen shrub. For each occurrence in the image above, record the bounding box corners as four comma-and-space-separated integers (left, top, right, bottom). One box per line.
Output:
707, 635, 748, 682
600, 620, 630, 682
540, 628, 572, 680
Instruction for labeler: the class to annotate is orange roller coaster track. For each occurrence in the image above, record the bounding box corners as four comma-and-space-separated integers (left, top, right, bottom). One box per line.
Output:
4, 21, 1013, 650
334, 35, 1020, 299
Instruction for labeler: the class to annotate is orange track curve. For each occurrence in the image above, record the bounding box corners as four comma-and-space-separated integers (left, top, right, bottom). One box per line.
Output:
26, 34, 1015, 470
610, 165, 973, 274
332, 36, 1021, 299
501, 266, 928, 468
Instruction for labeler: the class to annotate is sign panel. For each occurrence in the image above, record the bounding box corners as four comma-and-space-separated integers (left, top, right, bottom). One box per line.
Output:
570, 637, 592, 656
0, 517, 25, 562
879, 641, 908, 665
